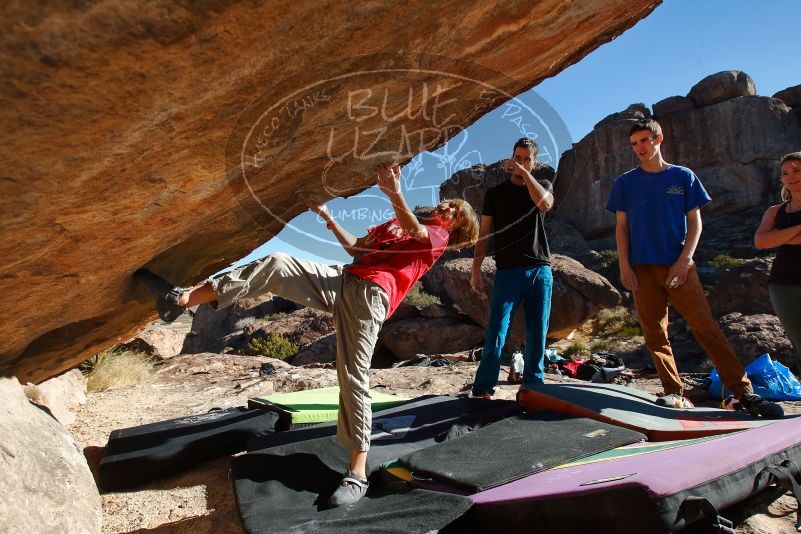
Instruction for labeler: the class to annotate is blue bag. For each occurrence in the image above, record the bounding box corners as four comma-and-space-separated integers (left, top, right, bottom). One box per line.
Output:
708, 353, 801, 401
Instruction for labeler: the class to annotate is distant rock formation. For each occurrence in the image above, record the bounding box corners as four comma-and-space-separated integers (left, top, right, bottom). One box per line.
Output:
553, 71, 801, 238
773, 83, 801, 121
0, 0, 663, 383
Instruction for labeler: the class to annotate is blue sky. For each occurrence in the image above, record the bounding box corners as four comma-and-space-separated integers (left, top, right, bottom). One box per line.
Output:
226, 0, 800, 270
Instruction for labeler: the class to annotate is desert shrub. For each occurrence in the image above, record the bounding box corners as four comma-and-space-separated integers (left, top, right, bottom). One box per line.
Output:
589, 339, 610, 353
619, 324, 643, 338
85, 348, 155, 392
245, 332, 298, 360
708, 254, 746, 273
563, 339, 590, 359
403, 282, 441, 307
594, 306, 641, 338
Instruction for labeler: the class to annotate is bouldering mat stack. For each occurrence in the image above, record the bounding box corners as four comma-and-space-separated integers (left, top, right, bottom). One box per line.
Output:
248, 386, 410, 430
449, 414, 801, 533
232, 399, 645, 533
99, 406, 279, 491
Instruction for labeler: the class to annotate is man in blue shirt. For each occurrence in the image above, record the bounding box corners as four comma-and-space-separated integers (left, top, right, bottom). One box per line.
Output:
606, 119, 781, 418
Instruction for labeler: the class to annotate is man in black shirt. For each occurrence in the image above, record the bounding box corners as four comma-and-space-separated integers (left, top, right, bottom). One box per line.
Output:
471, 137, 554, 398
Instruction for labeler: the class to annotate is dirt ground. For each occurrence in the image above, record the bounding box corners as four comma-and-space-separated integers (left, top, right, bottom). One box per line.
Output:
68, 353, 801, 534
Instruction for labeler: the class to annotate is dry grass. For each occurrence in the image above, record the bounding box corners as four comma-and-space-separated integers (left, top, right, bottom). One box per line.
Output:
563, 339, 590, 359
403, 282, 441, 308
86, 348, 155, 392
593, 306, 642, 338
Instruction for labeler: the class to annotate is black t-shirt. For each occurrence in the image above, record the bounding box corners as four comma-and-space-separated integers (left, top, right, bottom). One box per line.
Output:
483, 178, 552, 269
768, 202, 801, 286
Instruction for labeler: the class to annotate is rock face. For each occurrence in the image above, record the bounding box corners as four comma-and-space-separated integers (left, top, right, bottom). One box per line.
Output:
553, 71, 801, 238
0, 1, 663, 383
441, 256, 621, 347
707, 258, 774, 318
378, 318, 485, 360
0, 377, 101, 534
774, 83, 801, 121
719, 313, 797, 369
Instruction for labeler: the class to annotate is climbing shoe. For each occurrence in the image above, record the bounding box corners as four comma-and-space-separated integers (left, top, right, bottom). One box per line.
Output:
328, 471, 369, 507
725, 393, 784, 419
655, 393, 695, 409
135, 268, 185, 323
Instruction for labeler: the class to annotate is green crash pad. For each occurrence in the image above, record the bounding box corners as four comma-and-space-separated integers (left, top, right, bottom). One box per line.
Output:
248, 386, 409, 425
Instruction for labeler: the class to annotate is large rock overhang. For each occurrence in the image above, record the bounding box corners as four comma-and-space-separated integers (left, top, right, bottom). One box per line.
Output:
0, 0, 661, 383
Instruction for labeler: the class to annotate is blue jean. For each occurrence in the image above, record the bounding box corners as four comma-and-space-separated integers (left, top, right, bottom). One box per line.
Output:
472, 264, 553, 395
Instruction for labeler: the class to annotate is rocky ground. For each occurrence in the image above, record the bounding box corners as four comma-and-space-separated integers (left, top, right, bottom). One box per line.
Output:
68, 349, 801, 534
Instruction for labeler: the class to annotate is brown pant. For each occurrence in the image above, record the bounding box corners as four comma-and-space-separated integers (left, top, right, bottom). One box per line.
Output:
632, 264, 752, 398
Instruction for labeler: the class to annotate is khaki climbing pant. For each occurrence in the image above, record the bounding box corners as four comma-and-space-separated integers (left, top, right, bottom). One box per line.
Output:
208, 252, 389, 451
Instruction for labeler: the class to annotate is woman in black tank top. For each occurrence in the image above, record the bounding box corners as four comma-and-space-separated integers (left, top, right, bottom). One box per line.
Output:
755, 152, 801, 372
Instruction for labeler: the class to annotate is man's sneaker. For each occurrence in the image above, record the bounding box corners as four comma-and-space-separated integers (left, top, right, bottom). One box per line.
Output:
328, 472, 369, 507
724, 393, 784, 419
134, 268, 186, 323
655, 394, 695, 409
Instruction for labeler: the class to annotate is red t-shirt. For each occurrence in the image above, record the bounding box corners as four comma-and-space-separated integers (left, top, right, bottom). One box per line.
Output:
345, 218, 449, 319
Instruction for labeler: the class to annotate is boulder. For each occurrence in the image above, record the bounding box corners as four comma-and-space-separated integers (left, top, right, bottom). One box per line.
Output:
773, 84, 801, 108
23, 369, 86, 426
774, 83, 801, 121
707, 258, 774, 317
378, 318, 485, 360
544, 217, 603, 268
594, 103, 651, 129
291, 333, 337, 366
719, 313, 797, 369
554, 92, 801, 238
242, 307, 335, 352
119, 319, 191, 360
0, 377, 101, 534
0, 0, 663, 384
419, 304, 459, 319
687, 70, 756, 107
183, 294, 297, 354
441, 255, 620, 348
652, 95, 694, 118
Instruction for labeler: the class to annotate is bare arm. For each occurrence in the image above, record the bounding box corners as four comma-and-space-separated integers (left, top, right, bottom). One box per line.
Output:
615, 211, 638, 291
664, 207, 702, 288
680, 208, 702, 262
303, 199, 363, 258
503, 160, 554, 212
376, 163, 429, 240
470, 215, 494, 293
754, 205, 801, 249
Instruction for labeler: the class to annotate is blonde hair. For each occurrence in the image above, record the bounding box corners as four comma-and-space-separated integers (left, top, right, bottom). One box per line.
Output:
444, 198, 479, 250
780, 152, 801, 202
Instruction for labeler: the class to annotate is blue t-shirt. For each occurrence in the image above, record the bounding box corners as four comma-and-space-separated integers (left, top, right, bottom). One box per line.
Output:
606, 165, 711, 267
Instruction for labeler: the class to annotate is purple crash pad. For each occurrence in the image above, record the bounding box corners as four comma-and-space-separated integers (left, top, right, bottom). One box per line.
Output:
471, 415, 801, 504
